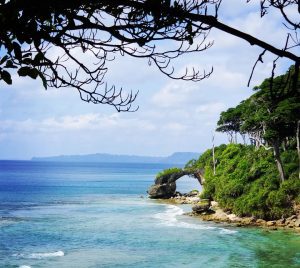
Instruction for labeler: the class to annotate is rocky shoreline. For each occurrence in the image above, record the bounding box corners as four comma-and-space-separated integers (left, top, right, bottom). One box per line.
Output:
162, 191, 300, 232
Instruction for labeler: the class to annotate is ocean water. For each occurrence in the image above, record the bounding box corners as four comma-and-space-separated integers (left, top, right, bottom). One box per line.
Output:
0, 161, 300, 268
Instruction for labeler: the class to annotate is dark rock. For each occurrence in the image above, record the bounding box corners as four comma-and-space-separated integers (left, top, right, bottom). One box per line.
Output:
192, 199, 211, 214
186, 190, 199, 197
168, 170, 188, 183
148, 183, 176, 199
175, 191, 182, 197
154, 175, 170, 185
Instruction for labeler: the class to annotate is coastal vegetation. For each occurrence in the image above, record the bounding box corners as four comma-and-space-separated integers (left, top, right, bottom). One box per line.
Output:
154, 66, 300, 221
189, 144, 300, 220
156, 167, 183, 180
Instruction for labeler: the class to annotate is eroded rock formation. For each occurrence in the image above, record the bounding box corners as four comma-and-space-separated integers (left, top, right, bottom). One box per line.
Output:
148, 168, 203, 199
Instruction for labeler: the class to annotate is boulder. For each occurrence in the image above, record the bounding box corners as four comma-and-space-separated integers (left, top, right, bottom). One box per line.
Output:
148, 183, 176, 199
192, 199, 211, 214
241, 217, 256, 225
276, 218, 285, 224
266, 221, 276, 227
286, 215, 297, 221
256, 219, 267, 225
185, 190, 198, 197
294, 219, 300, 227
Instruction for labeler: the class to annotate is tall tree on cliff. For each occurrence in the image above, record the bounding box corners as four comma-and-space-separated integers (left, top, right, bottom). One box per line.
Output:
216, 66, 300, 182
0, 0, 299, 111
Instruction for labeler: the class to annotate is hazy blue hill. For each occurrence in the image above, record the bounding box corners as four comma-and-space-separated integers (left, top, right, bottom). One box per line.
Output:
31, 152, 200, 164
161, 152, 200, 164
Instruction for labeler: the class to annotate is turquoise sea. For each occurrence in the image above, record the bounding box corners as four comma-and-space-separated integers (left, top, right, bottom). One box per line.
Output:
0, 161, 300, 268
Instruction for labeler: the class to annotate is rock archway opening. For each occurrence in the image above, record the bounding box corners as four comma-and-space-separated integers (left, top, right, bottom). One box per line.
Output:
176, 175, 202, 194
148, 168, 204, 199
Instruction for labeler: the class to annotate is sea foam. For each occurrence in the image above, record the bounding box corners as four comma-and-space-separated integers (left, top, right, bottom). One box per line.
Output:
14, 251, 64, 260
154, 205, 237, 234
28, 251, 65, 259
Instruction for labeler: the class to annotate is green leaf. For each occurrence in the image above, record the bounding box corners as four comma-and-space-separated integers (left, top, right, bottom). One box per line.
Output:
1, 70, 12, 85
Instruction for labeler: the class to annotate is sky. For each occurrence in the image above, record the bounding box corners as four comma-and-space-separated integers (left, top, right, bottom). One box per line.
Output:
0, 0, 297, 160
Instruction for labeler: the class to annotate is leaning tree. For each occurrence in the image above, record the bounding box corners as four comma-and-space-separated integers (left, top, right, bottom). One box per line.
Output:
0, 0, 299, 111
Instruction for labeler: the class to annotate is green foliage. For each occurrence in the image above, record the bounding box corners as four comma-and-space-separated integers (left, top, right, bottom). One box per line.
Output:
156, 167, 182, 179
217, 66, 300, 145
188, 144, 300, 220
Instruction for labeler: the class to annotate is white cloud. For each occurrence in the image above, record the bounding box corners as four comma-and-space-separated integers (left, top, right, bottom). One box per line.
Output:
151, 65, 248, 109
195, 102, 225, 114
0, 113, 157, 134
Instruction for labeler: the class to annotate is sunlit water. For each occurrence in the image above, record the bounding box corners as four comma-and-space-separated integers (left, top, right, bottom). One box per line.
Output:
0, 161, 299, 268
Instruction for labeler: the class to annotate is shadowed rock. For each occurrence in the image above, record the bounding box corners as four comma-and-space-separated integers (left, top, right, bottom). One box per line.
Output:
192, 199, 211, 213
148, 183, 176, 199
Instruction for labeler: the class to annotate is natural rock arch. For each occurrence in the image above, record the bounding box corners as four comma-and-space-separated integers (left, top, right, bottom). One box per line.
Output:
148, 168, 204, 199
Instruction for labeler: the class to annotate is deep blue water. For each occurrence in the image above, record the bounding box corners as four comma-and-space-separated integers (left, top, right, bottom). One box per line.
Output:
0, 161, 300, 268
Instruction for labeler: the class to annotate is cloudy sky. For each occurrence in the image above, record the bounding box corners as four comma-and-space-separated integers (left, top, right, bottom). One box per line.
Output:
0, 0, 296, 159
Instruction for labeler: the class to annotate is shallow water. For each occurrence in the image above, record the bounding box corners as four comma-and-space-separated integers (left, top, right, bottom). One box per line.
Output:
0, 161, 299, 268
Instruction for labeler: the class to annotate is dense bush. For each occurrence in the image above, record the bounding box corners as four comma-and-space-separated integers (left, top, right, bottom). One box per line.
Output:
189, 144, 300, 220
156, 167, 182, 180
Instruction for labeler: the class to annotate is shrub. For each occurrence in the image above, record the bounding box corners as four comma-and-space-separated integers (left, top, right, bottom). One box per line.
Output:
192, 144, 299, 220
155, 167, 182, 180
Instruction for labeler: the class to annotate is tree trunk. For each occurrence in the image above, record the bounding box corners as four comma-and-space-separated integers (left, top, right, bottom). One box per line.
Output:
273, 140, 286, 182
212, 132, 216, 176
297, 120, 300, 179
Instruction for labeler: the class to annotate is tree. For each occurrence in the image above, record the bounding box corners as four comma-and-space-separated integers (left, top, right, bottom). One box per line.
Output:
216, 106, 244, 143
0, 0, 299, 111
216, 66, 300, 182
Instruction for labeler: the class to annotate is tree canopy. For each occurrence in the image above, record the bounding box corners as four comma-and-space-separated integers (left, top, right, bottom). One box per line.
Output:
216, 66, 300, 181
0, 0, 299, 111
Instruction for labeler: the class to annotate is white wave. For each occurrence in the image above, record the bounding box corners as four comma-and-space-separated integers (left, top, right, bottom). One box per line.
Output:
14, 250, 64, 260
19, 266, 31, 268
219, 228, 238, 234
153, 205, 184, 224
153, 205, 214, 230
28, 250, 64, 259
154, 204, 237, 234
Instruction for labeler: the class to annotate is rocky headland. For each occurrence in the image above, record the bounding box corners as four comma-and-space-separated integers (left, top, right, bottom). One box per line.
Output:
148, 159, 300, 232
160, 190, 300, 231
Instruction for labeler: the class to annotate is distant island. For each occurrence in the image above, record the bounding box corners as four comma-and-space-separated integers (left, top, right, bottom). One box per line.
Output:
31, 152, 201, 165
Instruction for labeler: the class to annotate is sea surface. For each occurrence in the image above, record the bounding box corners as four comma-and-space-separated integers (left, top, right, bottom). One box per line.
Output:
0, 161, 300, 268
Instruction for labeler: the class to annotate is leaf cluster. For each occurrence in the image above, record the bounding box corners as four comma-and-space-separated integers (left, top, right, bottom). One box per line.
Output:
156, 167, 183, 180
217, 66, 300, 144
